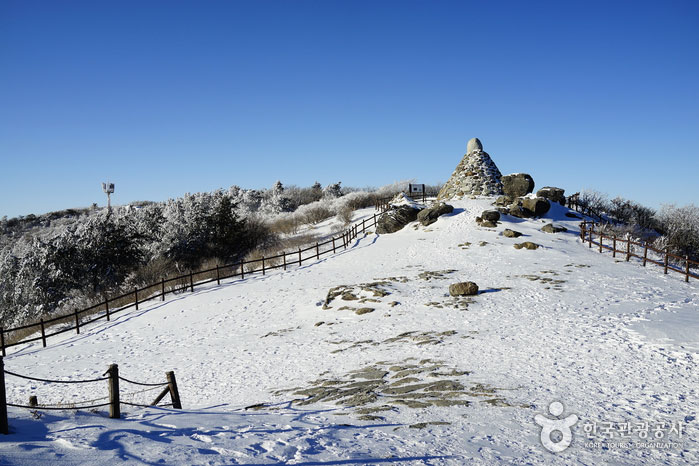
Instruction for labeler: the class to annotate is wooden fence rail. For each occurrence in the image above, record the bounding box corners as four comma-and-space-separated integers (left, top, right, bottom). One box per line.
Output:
579, 220, 698, 283
0, 356, 180, 434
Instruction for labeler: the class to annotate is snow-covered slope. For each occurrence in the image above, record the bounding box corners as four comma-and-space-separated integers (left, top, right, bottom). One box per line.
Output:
2, 200, 697, 465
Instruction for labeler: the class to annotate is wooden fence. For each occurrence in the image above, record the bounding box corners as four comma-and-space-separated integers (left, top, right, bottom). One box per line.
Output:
0, 356, 181, 434
579, 220, 698, 282
0, 191, 444, 355
375, 190, 440, 212
0, 209, 393, 355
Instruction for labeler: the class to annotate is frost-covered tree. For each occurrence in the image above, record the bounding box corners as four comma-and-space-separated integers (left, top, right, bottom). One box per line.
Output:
323, 182, 343, 199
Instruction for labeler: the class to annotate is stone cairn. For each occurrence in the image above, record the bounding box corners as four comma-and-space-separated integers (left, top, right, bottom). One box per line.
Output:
437, 138, 504, 199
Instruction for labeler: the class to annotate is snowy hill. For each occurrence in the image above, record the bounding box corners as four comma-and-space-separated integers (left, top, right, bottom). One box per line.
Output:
2, 198, 697, 465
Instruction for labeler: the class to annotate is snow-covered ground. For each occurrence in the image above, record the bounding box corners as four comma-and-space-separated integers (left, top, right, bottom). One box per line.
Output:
2, 199, 697, 465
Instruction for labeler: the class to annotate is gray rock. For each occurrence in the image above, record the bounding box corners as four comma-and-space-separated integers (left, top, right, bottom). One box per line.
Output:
503, 229, 523, 238
536, 186, 566, 205
494, 195, 513, 206
417, 203, 454, 226
501, 174, 535, 198
480, 210, 500, 222
376, 205, 420, 234
541, 223, 568, 234
521, 197, 551, 216
449, 282, 479, 296
466, 137, 483, 154
513, 242, 540, 250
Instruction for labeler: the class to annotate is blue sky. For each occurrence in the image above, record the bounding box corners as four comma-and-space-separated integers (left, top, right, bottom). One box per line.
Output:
1, 0, 697, 218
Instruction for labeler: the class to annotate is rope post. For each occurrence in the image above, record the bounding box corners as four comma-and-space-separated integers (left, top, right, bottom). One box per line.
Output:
599, 234, 603, 253
40, 319, 46, 348
105, 297, 110, 321
283, 252, 286, 271
189, 272, 194, 292
643, 244, 648, 266
216, 265, 220, 285
373, 213, 377, 227
626, 238, 631, 261
240, 262, 244, 280
0, 356, 8, 434
262, 256, 265, 276
332, 237, 336, 254
664, 249, 669, 274
75, 310, 80, 334
362, 218, 366, 233
107, 364, 120, 419
316, 243, 319, 260
134, 288, 139, 310
29, 396, 37, 408
613, 236, 617, 258
166, 371, 182, 409
686, 256, 691, 283
0, 329, 5, 357
298, 248, 302, 266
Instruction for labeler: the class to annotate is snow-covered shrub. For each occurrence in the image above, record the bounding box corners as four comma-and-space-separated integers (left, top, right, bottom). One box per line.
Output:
655, 204, 699, 261
323, 182, 343, 199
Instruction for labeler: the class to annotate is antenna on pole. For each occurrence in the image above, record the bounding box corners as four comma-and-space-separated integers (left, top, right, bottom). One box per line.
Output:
102, 182, 115, 212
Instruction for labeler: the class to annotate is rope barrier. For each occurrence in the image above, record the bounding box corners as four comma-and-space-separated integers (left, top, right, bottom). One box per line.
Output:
120, 401, 173, 408
118, 375, 168, 387
7, 402, 112, 410
3, 370, 108, 384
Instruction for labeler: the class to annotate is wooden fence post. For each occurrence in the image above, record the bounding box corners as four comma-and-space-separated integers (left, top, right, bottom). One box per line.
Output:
612, 236, 617, 258
588, 226, 593, 248
28, 395, 37, 408
0, 329, 4, 357
240, 262, 244, 280
599, 233, 603, 253
189, 272, 194, 292
0, 356, 8, 434
161, 279, 165, 301
40, 319, 46, 347
373, 213, 377, 227
664, 249, 669, 274
332, 237, 336, 254
75, 310, 80, 334
362, 218, 366, 233
105, 297, 110, 321
107, 363, 120, 419
643, 244, 648, 266
283, 252, 287, 270
216, 265, 220, 285
316, 243, 319, 260
686, 256, 691, 282
298, 248, 303, 266
262, 256, 265, 276
166, 371, 182, 409
135, 288, 139, 310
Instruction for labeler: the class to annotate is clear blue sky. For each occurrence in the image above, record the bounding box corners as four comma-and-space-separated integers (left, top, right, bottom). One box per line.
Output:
1, 0, 697, 218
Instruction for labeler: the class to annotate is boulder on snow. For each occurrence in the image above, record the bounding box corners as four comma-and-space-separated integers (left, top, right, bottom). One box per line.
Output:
513, 242, 540, 250
536, 186, 566, 205
501, 173, 535, 198
449, 282, 479, 296
521, 197, 551, 217
541, 223, 568, 234
376, 205, 420, 234
417, 203, 454, 226
480, 210, 501, 223
503, 228, 523, 238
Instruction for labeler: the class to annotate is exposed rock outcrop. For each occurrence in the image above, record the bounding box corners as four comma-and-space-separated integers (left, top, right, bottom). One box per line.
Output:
417, 203, 454, 226
501, 174, 534, 198
376, 206, 420, 234
537, 187, 566, 205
